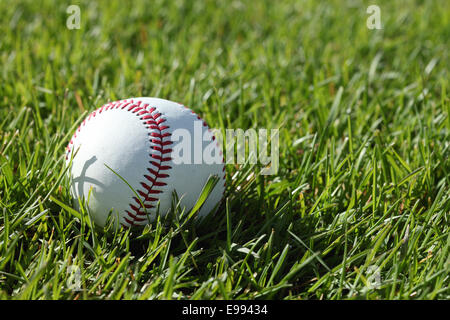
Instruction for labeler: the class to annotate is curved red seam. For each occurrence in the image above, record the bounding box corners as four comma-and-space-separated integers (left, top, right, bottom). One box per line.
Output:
66, 99, 174, 228
125, 104, 173, 227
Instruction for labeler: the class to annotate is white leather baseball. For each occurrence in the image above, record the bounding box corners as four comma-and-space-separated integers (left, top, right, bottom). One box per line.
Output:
66, 97, 226, 229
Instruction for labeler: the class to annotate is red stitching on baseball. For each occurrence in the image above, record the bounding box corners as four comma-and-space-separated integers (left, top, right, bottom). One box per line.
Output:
137, 190, 159, 202
123, 216, 136, 225
132, 107, 143, 113
123, 104, 174, 227
150, 139, 172, 146
131, 199, 154, 210
150, 132, 171, 138
65, 99, 173, 228
125, 211, 147, 221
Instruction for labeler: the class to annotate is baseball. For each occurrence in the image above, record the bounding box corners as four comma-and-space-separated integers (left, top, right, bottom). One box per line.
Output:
65, 97, 226, 229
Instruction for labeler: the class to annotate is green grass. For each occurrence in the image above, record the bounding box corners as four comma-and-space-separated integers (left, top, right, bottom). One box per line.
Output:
0, 0, 449, 299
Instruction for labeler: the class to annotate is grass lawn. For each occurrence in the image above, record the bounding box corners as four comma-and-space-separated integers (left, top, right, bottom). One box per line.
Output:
0, 0, 448, 299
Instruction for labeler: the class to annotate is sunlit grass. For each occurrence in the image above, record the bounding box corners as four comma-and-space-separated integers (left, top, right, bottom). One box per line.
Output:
0, 0, 448, 299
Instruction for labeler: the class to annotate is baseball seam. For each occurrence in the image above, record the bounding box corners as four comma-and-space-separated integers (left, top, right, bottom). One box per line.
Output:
66, 98, 173, 228
123, 101, 173, 228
